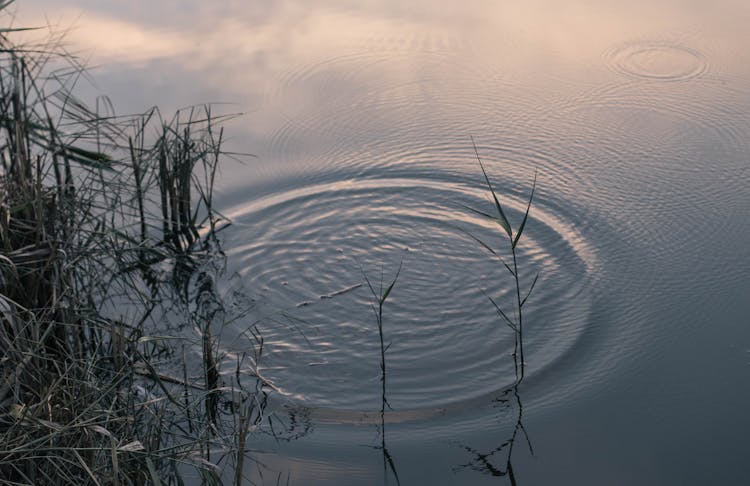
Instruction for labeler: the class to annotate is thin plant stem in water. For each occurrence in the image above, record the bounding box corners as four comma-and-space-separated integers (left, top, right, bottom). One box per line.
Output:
361, 261, 402, 486
457, 137, 539, 486
468, 136, 537, 382
362, 261, 402, 411
453, 137, 538, 483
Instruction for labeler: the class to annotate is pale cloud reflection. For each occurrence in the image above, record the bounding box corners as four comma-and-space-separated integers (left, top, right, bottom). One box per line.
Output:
63, 14, 187, 63
14, 6, 439, 88
11, 0, 750, 143
16, 0, 750, 84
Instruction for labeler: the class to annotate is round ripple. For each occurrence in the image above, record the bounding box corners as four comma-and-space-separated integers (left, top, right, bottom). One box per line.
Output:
219, 174, 598, 418
605, 41, 708, 82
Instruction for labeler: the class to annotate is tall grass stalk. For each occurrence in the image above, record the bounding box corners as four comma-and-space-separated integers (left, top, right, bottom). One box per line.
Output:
467, 136, 537, 382
455, 137, 538, 482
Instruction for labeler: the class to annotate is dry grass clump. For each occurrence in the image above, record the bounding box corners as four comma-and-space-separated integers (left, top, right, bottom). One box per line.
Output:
0, 6, 263, 485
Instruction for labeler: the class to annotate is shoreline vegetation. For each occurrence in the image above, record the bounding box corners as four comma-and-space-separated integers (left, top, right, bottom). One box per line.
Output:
0, 5, 265, 484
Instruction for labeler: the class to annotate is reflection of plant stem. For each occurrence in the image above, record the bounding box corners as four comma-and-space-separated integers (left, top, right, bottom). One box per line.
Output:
506, 384, 534, 484
455, 373, 534, 484
380, 411, 401, 486
362, 262, 402, 486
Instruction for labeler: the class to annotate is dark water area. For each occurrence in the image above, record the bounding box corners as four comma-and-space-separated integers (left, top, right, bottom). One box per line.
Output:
16, 0, 750, 484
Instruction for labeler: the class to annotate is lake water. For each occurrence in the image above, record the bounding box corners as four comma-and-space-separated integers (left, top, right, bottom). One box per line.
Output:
16, 1, 750, 484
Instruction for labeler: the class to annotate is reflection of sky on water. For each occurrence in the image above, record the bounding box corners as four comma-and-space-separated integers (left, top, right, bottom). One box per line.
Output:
8, 2, 750, 485
15, 0, 749, 200
14, 1, 750, 98
12, 1, 750, 170
12, 1, 750, 185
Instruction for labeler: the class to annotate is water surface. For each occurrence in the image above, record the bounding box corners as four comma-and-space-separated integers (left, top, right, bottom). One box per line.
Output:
16, 1, 750, 484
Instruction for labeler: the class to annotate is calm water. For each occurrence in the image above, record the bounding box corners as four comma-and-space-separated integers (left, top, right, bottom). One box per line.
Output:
17, 1, 750, 484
